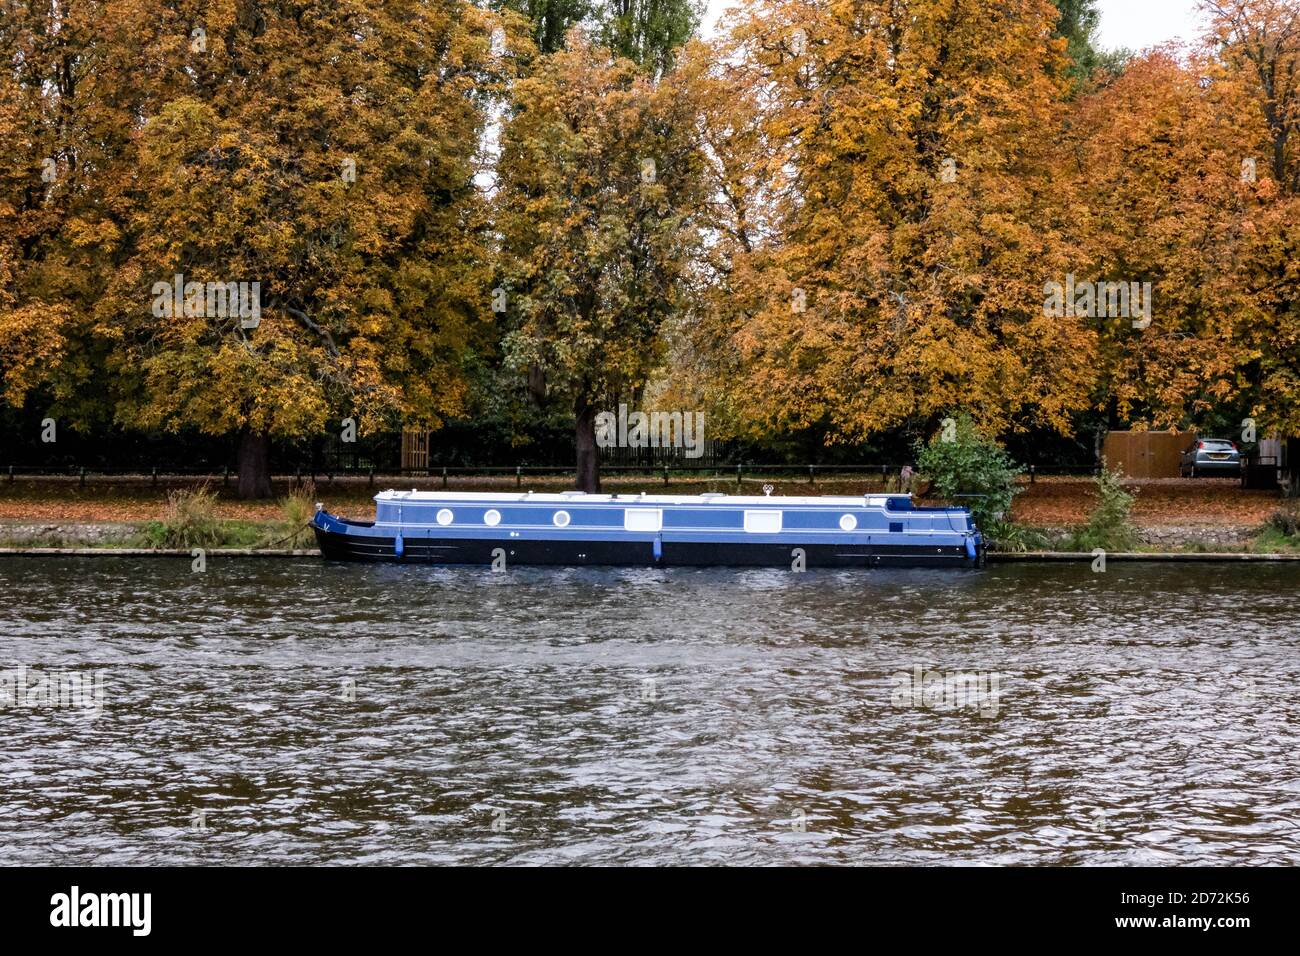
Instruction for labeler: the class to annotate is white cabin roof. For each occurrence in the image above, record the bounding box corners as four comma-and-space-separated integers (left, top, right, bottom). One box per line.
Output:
375, 490, 912, 507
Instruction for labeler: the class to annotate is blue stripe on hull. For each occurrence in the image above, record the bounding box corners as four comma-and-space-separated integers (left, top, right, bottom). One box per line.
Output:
314, 527, 981, 569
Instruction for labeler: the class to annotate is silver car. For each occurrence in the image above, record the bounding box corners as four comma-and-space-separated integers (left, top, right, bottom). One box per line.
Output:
1180, 438, 1241, 477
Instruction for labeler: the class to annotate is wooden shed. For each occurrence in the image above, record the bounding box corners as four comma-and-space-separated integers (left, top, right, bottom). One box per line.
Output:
1102, 430, 1195, 479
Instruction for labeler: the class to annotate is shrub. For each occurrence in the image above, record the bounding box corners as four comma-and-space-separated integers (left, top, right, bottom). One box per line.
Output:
271, 482, 317, 549
985, 521, 1051, 553
151, 485, 224, 549
1070, 465, 1139, 552
1267, 499, 1300, 537
915, 414, 1023, 531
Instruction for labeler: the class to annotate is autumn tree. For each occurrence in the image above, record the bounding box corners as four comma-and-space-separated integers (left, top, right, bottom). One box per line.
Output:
494, 29, 706, 491
1063, 0, 1300, 450
1208, 0, 1300, 190
680, 0, 1098, 450
1205, 0, 1300, 456
0, 0, 168, 427
1, 0, 514, 497
1063, 48, 1258, 430
647, 37, 778, 439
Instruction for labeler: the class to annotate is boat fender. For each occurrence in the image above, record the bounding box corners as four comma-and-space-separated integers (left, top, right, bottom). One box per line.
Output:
653, 535, 662, 562
395, 533, 405, 558
965, 537, 977, 561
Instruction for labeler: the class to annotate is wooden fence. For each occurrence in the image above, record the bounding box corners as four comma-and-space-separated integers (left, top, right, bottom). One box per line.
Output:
1102, 430, 1194, 479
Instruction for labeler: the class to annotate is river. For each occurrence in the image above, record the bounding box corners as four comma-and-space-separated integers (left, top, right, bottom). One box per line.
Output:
1, 556, 1296, 865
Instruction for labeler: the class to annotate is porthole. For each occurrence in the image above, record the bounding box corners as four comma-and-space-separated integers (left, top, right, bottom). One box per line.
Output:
839, 514, 857, 531
436, 508, 454, 526
553, 510, 571, 528
484, 509, 502, 527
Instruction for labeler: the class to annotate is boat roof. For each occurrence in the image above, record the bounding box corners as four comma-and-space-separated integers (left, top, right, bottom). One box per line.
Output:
375, 490, 919, 507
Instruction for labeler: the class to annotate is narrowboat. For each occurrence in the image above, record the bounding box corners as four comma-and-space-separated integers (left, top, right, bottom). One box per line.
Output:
312, 490, 984, 569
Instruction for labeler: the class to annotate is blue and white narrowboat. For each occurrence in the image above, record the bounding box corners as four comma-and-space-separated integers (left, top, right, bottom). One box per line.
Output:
312, 490, 984, 568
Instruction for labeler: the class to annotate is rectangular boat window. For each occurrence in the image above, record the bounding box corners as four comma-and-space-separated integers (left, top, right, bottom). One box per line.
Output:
743, 510, 783, 534
624, 508, 663, 533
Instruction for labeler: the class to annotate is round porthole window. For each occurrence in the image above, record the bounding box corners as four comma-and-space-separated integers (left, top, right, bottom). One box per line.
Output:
553, 510, 571, 528
839, 513, 858, 531
436, 508, 454, 526
483, 509, 502, 527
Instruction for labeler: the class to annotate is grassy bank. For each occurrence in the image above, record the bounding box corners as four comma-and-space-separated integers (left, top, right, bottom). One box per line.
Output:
987, 524, 1300, 555
0, 482, 316, 550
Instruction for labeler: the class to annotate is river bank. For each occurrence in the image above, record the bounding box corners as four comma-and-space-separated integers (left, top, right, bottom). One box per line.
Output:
1, 474, 1296, 556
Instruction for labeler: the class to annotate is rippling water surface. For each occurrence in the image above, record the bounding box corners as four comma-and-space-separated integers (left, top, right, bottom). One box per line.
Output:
1, 556, 1298, 865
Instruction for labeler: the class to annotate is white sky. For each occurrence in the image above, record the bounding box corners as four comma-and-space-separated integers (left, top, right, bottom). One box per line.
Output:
1095, 0, 1206, 51
702, 0, 1209, 51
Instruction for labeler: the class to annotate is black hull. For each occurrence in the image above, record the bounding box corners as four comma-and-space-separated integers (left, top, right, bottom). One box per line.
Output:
314, 527, 982, 569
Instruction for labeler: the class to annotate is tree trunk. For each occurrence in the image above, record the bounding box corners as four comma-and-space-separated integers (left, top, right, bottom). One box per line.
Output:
237, 429, 274, 500
574, 393, 601, 494
527, 363, 547, 405
1288, 437, 1300, 497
